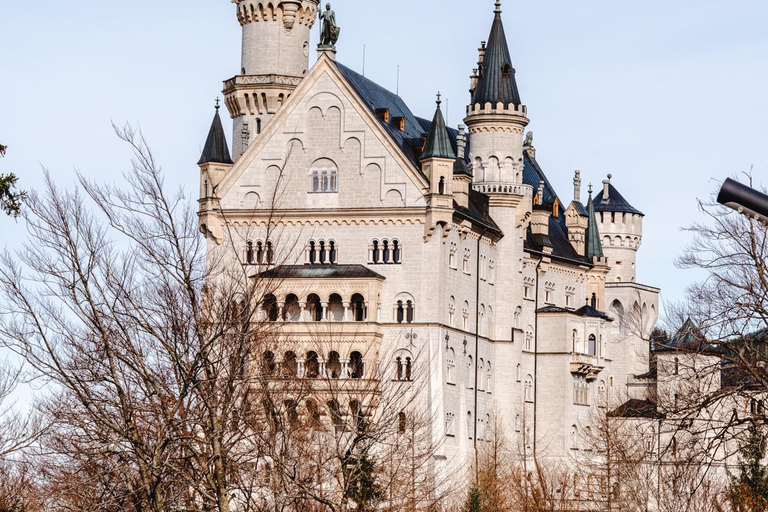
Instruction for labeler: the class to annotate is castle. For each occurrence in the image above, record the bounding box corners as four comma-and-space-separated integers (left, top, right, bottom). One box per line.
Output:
197, 0, 660, 486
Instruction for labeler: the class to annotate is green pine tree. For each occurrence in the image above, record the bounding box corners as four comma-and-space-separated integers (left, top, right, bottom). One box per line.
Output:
348, 454, 382, 512
464, 486, 482, 512
729, 421, 768, 511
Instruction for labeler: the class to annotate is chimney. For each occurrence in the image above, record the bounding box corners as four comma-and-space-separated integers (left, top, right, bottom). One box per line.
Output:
478, 41, 487, 67
574, 170, 582, 203
603, 174, 612, 200
457, 124, 466, 158
537, 180, 545, 205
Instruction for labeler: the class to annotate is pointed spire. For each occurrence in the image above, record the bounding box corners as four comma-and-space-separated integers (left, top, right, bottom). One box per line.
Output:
472, 2, 521, 106
198, 101, 234, 165
421, 93, 456, 160
586, 184, 604, 261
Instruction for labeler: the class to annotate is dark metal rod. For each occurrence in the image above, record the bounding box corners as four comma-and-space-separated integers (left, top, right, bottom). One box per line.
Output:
717, 178, 768, 224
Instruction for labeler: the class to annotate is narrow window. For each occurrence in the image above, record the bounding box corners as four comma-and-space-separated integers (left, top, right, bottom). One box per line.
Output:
396, 357, 403, 380
312, 171, 320, 193
256, 241, 264, 264
674, 357, 679, 375
319, 241, 326, 264
588, 335, 596, 356
438, 176, 445, 194
309, 241, 316, 264
396, 300, 405, 323
322, 171, 329, 192
350, 352, 364, 379
393, 240, 401, 263
383, 240, 390, 263
398, 412, 407, 434
330, 169, 337, 192
405, 357, 412, 381
256, 118, 262, 134
246, 241, 254, 264
372, 240, 380, 263
406, 300, 414, 323
329, 241, 337, 264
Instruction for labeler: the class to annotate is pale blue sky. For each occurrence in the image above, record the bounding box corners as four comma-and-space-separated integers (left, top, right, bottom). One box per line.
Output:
2, 0, 768, 307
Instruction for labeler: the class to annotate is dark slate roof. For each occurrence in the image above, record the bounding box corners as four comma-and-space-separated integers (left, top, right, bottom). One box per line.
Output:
454, 190, 502, 237
572, 201, 588, 216
336, 62, 467, 174
257, 265, 385, 280
523, 153, 590, 264
421, 101, 455, 160
608, 399, 664, 419
654, 318, 709, 352
198, 107, 233, 165
594, 183, 644, 216
472, 7, 522, 106
536, 305, 612, 321
585, 193, 604, 261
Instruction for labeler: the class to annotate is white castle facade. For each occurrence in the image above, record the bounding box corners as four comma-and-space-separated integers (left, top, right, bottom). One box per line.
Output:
197, 0, 661, 485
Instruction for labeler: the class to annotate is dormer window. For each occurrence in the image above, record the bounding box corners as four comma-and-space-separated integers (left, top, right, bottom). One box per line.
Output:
502, 64, 512, 79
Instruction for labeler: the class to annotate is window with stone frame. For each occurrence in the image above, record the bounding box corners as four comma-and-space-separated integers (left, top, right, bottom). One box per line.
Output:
446, 348, 456, 385
370, 238, 402, 264
573, 377, 589, 405
307, 239, 337, 265
448, 296, 456, 327
445, 412, 456, 437
524, 376, 533, 402
463, 248, 471, 274
309, 168, 338, 193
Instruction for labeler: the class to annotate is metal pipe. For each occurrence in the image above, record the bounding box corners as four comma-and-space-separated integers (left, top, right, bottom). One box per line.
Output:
717, 178, 768, 224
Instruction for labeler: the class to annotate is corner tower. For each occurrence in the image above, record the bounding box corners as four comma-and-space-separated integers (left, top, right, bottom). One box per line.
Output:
224, 0, 320, 158
465, 0, 530, 205
593, 175, 644, 283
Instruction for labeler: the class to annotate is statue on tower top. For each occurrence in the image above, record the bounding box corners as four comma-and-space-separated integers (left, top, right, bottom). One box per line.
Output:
319, 3, 340, 48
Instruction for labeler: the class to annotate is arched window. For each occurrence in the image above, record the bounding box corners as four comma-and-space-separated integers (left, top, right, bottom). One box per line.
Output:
406, 300, 415, 323
466, 356, 473, 389
438, 176, 446, 194
395, 350, 413, 381
311, 170, 320, 192
571, 425, 578, 449
306, 400, 321, 427
285, 400, 299, 428
329, 240, 337, 264
246, 241, 254, 264
395, 293, 415, 324
326, 351, 341, 379
524, 376, 533, 402
478, 359, 485, 391
398, 411, 407, 434
282, 351, 297, 378
264, 294, 278, 322
446, 413, 455, 436
393, 240, 401, 263
328, 400, 343, 432
305, 351, 320, 379
307, 294, 322, 321
372, 240, 380, 263
351, 400, 365, 433
674, 357, 679, 375
319, 241, 326, 264
516, 364, 522, 382
396, 301, 404, 323
448, 296, 456, 326
351, 293, 366, 322
447, 348, 456, 384
328, 293, 344, 322
266, 241, 274, 264
308, 241, 317, 264
283, 294, 301, 322
350, 351, 364, 379
383, 240, 390, 263
467, 411, 473, 439
463, 301, 470, 330
486, 362, 492, 392
524, 327, 533, 351
263, 351, 276, 375
256, 241, 264, 264
588, 335, 596, 356
572, 330, 579, 353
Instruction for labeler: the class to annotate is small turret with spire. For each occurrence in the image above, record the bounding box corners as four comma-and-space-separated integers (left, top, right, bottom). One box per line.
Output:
421, 93, 456, 240
198, 100, 235, 243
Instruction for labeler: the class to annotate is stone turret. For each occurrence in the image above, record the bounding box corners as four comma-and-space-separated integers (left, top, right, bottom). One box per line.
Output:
464, 0, 530, 209
421, 95, 456, 239
585, 185, 610, 309
225, 0, 320, 158
593, 175, 644, 283
198, 103, 234, 243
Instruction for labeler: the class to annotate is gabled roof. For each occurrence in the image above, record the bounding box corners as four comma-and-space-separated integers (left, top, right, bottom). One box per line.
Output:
472, 4, 522, 106
198, 107, 233, 165
421, 99, 455, 160
336, 62, 462, 172
585, 192, 604, 261
256, 265, 385, 280
654, 318, 708, 352
594, 183, 643, 216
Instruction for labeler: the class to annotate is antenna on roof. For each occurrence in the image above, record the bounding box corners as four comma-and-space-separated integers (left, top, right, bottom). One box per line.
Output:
396, 65, 400, 96
362, 45, 366, 77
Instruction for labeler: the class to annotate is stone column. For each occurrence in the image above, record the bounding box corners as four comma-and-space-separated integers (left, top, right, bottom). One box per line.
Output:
319, 359, 327, 378
299, 301, 307, 322
341, 359, 350, 379
343, 301, 350, 322
297, 359, 306, 378
364, 302, 370, 321
321, 302, 329, 321
277, 302, 285, 322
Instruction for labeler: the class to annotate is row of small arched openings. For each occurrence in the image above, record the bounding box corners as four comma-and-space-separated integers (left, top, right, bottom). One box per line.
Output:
245, 240, 275, 265
237, 2, 315, 25
263, 293, 368, 322
263, 397, 367, 435
262, 350, 365, 380
446, 349, 493, 392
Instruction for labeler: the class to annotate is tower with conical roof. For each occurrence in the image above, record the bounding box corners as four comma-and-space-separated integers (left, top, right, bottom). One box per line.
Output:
198, 102, 234, 243
224, 0, 321, 159
421, 95, 456, 239
465, 0, 530, 201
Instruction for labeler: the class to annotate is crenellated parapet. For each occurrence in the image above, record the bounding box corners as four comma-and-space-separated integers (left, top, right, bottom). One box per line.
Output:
233, 0, 319, 30
465, 102, 528, 134
223, 75, 299, 118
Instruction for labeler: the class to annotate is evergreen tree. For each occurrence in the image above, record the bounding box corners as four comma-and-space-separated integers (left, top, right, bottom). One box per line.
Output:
348, 454, 382, 512
464, 486, 482, 512
729, 421, 768, 511
0, 142, 24, 218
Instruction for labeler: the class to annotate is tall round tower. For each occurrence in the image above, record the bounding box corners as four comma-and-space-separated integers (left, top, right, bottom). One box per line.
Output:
224, 0, 320, 158
593, 175, 644, 283
464, 0, 530, 202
